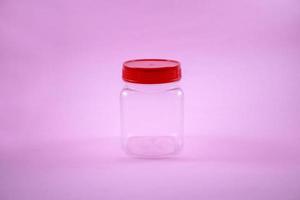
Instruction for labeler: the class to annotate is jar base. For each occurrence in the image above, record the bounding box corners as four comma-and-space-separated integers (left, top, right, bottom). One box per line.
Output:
123, 136, 182, 158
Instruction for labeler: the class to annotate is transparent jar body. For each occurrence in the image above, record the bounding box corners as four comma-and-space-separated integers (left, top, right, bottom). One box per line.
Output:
120, 82, 184, 158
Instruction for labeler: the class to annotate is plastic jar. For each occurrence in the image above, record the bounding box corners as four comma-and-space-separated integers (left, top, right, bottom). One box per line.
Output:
120, 59, 184, 158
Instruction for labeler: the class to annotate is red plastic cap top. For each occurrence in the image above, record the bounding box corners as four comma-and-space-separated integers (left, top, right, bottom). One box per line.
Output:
122, 59, 181, 84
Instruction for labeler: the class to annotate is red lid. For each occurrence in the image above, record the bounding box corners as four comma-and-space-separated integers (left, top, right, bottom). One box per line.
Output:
122, 59, 181, 84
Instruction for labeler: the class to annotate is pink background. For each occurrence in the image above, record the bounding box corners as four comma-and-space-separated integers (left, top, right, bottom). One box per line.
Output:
1, 0, 300, 199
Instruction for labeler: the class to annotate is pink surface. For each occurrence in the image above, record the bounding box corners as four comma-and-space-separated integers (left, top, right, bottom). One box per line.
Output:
1, 0, 300, 199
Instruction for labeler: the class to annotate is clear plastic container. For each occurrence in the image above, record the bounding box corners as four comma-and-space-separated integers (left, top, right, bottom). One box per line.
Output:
120, 59, 184, 158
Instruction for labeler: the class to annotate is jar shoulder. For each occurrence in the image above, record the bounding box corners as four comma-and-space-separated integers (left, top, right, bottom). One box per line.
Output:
120, 87, 184, 98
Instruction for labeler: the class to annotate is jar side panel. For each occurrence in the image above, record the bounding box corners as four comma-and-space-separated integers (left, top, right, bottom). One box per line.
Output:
120, 87, 184, 157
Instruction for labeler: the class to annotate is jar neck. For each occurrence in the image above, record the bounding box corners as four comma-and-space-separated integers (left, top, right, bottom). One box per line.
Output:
124, 81, 180, 92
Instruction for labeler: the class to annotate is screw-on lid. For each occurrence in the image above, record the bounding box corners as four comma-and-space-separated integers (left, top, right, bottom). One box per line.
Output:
122, 59, 181, 84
